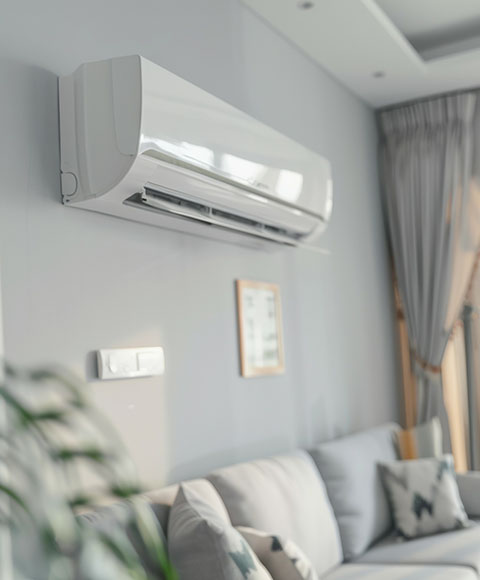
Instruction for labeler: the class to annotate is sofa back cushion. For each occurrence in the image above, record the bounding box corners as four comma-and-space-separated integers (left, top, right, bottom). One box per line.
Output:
309, 423, 399, 560
395, 417, 443, 460
79, 479, 215, 540
207, 450, 342, 576
141, 483, 178, 535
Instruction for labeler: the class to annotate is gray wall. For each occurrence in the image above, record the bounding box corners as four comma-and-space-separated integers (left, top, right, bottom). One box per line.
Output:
0, 0, 400, 487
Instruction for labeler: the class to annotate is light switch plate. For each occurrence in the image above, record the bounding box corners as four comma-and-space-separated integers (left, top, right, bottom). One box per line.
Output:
97, 347, 165, 380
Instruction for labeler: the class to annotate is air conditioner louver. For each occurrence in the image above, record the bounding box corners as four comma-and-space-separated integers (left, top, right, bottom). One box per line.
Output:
125, 189, 302, 246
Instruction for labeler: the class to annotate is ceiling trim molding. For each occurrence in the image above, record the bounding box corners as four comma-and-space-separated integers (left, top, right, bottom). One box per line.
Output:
242, 0, 480, 107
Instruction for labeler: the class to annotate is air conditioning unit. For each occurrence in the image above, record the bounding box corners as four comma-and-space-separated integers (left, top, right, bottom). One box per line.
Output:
59, 55, 333, 249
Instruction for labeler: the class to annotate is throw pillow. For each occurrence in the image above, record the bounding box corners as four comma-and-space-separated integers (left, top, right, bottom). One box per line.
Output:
396, 417, 443, 460
168, 484, 272, 580
380, 455, 469, 539
237, 526, 319, 580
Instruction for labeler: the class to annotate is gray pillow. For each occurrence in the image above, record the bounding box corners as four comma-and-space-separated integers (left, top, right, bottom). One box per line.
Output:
168, 483, 272, 580
309, 423, 399, 560
380, 454, 469, 539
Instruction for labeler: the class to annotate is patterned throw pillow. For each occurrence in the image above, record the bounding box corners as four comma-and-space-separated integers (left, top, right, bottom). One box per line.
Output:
237, 526, 319, 580
380, 455, 469, 540
168, 485, 272, 580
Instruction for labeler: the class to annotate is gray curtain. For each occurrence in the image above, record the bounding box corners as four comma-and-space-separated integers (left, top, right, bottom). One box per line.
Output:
465, 266, 480, 469
379, 93, 480, 450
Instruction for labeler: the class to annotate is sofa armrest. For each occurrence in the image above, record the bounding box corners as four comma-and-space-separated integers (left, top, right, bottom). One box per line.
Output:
457, 471, 480, 517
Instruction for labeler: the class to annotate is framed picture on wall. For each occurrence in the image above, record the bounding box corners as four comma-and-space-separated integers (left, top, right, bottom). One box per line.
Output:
236, 280, 285, 378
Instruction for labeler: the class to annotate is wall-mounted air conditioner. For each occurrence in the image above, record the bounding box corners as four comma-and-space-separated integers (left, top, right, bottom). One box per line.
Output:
59, 55, 333, 248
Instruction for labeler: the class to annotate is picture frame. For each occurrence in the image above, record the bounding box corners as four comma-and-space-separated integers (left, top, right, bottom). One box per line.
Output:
236, 279, 285, 378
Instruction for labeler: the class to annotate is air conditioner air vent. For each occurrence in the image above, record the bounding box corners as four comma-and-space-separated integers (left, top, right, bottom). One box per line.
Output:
142, 188, 210, 215
123, 188, 302, 246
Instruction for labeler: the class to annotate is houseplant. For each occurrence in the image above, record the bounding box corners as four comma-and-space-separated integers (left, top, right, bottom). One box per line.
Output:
0, 362, 176, 579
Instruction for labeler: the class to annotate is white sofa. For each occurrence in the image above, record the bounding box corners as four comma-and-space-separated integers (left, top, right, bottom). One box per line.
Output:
86, 422, 480, 579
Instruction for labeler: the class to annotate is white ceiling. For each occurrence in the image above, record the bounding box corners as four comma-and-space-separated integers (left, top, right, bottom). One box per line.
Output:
241, 0, 480, 108
377, 0, 480, 60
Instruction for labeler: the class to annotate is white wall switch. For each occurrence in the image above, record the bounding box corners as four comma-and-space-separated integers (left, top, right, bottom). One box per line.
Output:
97, 347, 165, 380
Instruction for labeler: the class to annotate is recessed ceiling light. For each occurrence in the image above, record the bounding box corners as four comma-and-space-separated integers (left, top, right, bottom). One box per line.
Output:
297, 0, 314, 9
373, 71, 386, 79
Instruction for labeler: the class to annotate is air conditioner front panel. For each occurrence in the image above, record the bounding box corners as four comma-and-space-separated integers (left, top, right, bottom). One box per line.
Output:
138, 57, 332, 222
141, 154, 320, 237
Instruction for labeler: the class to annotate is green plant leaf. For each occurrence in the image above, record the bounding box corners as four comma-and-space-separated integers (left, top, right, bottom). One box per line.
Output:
0, 482, 31, 516
96, 532, 148, 580
68, 495, 93, 509
0, 384, 34, 423
32, 409, 68, 422
0, 362, 177, 579
28, 368, 87, 408
51, 447, 112, 463
110, 484, 142, 498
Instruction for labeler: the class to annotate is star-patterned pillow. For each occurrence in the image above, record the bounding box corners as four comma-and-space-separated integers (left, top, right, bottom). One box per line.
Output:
380, 454, 469, 540
237, 526, 319, 580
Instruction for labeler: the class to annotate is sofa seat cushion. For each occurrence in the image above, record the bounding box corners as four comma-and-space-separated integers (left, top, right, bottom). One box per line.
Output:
323, 564, 477, 579
356, 523, 480, 573
309, 423, 400, 560
208, 450, 342, 577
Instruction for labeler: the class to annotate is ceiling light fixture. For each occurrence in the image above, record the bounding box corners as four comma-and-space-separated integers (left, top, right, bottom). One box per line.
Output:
297, 0, 314, 9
